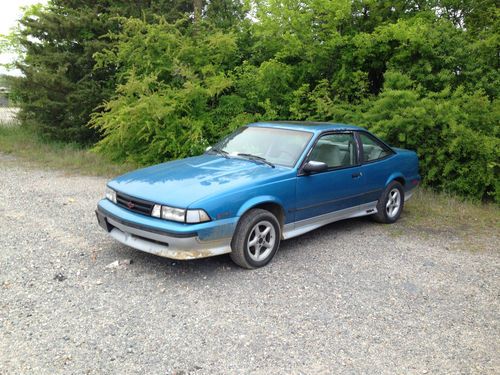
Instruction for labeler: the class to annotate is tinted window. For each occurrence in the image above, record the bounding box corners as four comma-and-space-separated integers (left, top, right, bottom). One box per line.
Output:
214, 127, 313, 167
359, 133, 392, 162
309, 133, 356, 168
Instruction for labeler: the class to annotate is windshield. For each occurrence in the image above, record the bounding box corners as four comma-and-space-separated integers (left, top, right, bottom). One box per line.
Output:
212, 126, 313, 167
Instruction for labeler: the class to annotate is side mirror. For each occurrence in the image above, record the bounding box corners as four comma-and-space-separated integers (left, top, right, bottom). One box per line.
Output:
302, 161, 328, 174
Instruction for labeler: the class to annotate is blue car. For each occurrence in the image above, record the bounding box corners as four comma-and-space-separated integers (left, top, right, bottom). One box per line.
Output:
96, 122, 420, 269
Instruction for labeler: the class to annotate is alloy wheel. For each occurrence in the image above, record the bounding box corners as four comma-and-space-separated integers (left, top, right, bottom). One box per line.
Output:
247, 220, 276, 262
386, 188, 401, 218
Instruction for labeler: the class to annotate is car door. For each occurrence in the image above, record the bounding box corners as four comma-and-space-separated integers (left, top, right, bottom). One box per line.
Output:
295, 132, 365, 222
356, 131, 396, 203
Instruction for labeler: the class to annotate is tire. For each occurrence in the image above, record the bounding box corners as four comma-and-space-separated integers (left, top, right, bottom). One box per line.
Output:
230, 208, 281, 269
372, 181, 405, 224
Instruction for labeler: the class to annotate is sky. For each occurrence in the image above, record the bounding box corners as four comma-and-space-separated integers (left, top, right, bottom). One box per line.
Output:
0, 0, 48, 76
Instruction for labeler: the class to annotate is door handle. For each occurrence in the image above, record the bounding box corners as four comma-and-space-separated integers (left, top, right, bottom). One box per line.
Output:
352, 172, 362, 179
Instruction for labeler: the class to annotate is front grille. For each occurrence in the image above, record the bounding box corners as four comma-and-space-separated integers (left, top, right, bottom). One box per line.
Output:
116, 192, 154, 216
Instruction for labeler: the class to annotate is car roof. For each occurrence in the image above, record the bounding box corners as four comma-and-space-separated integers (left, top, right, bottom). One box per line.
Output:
248, 121, 364, 133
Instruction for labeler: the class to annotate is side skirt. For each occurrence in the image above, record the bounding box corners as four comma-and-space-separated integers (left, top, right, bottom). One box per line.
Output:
282, 201, 378, 240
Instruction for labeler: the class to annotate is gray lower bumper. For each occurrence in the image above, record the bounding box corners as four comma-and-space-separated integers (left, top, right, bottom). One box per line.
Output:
102, 215, 232, 260
404, 187, 417, 202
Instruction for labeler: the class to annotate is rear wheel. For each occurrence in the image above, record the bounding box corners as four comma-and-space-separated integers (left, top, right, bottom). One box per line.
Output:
372, 181, 405, 223
230, 209, 281, 269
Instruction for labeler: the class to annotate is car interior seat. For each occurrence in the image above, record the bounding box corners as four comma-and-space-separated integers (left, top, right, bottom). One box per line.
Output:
369, 147, 385, 160
310, 142, 342, 168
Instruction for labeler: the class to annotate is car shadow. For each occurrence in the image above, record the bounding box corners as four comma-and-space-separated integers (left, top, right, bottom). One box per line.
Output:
104, 216, 378, 278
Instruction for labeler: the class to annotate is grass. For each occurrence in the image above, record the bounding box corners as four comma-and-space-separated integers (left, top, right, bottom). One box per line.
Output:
1, 122, 498, 250
0, 124, 137, 177
389, 188, 499, 251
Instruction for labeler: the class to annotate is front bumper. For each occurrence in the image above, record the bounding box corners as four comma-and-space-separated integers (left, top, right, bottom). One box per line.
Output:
96, 199, 235, 260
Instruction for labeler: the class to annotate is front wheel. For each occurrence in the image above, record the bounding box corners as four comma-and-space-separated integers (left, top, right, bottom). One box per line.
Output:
230, 209, 281, 269
372, 181, 405, 224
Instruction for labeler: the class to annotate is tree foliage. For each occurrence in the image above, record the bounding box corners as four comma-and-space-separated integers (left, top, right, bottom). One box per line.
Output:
3, 0, 238, 142
3, 0, 499, 201
90, 18, 240, 163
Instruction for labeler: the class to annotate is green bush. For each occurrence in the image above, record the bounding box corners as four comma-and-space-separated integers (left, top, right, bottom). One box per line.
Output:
90, 18, 241, 164
365, 73, 499, 201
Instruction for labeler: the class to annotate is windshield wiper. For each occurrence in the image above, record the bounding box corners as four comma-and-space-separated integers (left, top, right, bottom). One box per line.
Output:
237, 153, 275, 168
210, 147, 229, 159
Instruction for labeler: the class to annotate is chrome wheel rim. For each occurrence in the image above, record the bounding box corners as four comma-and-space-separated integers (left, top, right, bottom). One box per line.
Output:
386, 188, 401, 218
247, 220, 276, 262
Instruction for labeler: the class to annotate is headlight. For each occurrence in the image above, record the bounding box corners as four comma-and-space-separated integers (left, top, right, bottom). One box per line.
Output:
161, 206, 186, 222
105, 187, 117, 203
151, 204, 211, 223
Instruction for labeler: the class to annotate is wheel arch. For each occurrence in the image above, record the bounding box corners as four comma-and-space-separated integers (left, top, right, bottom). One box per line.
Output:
385, 172, 406, 188
236, 196, 286, 231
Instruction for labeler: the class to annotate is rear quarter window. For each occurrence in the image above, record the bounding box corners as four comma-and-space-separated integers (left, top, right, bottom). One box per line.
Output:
358, 133, 393, 162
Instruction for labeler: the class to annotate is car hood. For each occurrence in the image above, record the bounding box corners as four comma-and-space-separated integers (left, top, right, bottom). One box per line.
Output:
108, 154, 291, 208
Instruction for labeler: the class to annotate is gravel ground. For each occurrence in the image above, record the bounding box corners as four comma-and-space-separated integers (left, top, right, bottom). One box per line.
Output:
1, 155, 499, 374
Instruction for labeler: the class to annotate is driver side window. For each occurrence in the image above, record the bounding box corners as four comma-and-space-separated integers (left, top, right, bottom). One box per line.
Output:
309, 133, 356, 169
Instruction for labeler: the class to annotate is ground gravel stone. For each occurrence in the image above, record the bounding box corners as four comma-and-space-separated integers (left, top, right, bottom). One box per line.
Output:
0, 155, 499, 374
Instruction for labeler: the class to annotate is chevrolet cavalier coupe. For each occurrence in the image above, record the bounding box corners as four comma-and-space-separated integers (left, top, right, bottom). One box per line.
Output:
96, 122, 420, 269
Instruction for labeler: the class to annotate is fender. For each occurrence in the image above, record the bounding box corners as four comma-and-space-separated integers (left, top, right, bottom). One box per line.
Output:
236, 195, 286, 218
